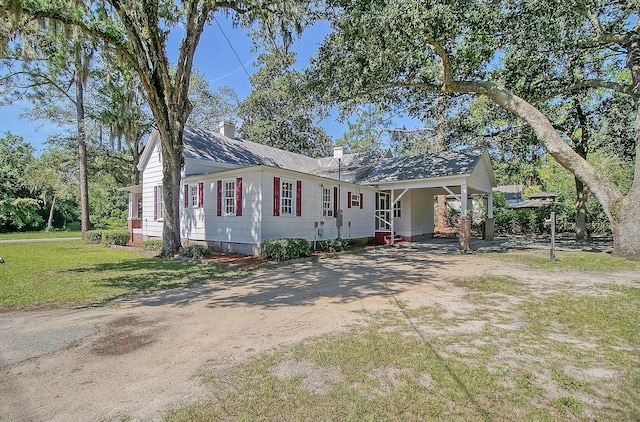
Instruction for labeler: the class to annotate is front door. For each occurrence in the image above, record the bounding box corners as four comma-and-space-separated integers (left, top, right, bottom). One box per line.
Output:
375, 192, 391, 231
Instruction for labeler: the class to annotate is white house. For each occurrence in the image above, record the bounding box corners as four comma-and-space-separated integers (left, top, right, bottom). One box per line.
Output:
125, 122, 497, 255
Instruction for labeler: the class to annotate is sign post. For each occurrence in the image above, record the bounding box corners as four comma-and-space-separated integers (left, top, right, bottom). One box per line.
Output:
550, 211, 556, 261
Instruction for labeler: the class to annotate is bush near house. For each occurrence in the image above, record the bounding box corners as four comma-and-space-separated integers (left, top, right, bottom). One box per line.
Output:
261, 238, 311, 261
85, 230, 103, 244
317, 238, 350, 252
180, 245, 209, 259
142, 240, 163, 252
101, 230, 130, 246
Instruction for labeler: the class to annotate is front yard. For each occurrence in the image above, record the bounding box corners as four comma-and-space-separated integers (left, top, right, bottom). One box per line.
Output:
0, 241, 234, 308
166, 251, 640, 421
1, 242, 638, 420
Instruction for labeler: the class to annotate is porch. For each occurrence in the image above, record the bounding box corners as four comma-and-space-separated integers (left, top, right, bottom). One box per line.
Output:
361, 149, 497, 251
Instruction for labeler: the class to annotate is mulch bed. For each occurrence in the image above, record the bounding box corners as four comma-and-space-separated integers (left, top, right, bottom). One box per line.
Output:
202, 251, 268, 268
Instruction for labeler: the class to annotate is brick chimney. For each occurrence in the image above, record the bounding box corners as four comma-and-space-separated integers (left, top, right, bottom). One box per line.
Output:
219, 121, 235, 139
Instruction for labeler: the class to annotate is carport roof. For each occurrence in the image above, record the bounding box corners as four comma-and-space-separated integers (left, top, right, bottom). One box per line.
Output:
360, 149, 485, 183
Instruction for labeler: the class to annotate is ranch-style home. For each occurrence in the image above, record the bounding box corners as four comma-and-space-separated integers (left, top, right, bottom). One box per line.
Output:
125, 122, 497, 255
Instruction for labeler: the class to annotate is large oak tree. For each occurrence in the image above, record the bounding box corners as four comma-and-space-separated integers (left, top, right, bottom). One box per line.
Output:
307, 0, 640, 258
3, 0, 304, 254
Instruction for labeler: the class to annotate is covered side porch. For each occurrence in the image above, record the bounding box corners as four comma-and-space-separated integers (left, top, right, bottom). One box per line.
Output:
360, 149, 497, 251
122, 184, 143, 246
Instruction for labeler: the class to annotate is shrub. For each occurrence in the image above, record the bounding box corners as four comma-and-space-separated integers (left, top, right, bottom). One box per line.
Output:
64, 221, 81, 232
317, 238, 350, 252
180, 244, 209, 259
262, 238, 311, 261
101, 230, 130, 246
85, 230, 103, 244
142, 240, 163, 252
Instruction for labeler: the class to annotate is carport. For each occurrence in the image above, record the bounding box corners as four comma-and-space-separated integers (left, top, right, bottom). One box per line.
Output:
359, 149, 497, 250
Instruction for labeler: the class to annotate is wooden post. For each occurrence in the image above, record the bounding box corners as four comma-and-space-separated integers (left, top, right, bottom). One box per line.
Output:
550, 211, 556, 261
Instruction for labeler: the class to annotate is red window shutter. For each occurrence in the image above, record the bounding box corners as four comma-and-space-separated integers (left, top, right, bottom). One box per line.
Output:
333, 186, 338, 218
236, 178, 243, 216
184, 184, 189, 208
198, 182, 204, 208
360, 193, 364, 209
347, 192, 352, 209
154, 186, 158, 220
296, 180, 302, 217
217, 180, 222, 216
273, 177, 280, 216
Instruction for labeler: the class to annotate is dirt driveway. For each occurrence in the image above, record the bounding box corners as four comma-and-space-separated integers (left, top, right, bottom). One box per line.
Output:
0, 244, 634, 421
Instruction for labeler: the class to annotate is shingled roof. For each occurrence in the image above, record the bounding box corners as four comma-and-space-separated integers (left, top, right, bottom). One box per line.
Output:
181, 126, 389, 181
182, 127, 319, 173
361, 149, 485, 183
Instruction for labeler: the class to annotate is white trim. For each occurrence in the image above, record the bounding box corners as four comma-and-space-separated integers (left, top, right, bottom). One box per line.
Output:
280, 178, 295, 216
223, 178, 236, 216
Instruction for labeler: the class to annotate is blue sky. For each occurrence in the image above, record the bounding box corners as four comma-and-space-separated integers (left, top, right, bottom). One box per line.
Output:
0, 14, 346, 153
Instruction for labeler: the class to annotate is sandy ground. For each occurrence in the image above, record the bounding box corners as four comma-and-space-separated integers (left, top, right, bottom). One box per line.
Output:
0, 244, 636, 421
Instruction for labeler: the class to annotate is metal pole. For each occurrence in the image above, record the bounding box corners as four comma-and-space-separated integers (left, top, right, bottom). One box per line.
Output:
337, 158, 341, 239
550, 211, 556, 261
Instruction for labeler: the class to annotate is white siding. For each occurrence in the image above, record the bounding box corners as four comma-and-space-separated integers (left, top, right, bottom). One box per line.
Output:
141, 140, 164, 238
410, 188, 435, 238
388, 189, 435, 239
197, 168, 263, 246
260, 167, 375, 242
468, 156, 495, 193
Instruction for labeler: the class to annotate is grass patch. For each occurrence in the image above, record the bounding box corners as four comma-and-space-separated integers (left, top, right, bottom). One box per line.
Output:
166, 279, 640, 421
519, 287, 640, 348
0, 230, 82, 240
460, 275, 525, 296
0, 241, 234, 308
488, 250, 640, 272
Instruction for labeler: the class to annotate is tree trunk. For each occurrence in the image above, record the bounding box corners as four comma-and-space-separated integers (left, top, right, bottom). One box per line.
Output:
437, 195, 448, 228
573, 102, 590, 242
130, 140, 141, 185
46, 194, 56, 230
451, 80, 640, 258
575, 177, 589, 242
612, 24, 640, 258
75, 46, 90, 239
159, 126, 185, 256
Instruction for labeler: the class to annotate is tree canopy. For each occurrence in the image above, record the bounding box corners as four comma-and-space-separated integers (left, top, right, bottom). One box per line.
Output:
306, 0, 640, 257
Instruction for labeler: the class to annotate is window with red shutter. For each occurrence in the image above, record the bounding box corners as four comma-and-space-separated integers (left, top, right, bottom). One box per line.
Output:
333, 186, 338, 218
184, 185, 189, 208
154, 186, 158, 220
273, 177, 280, 216
216, 180, 222, 216
198, 182, 204, 208
360, 193, 364, 209
236, 178, 243, 216
296, 180, 302, 217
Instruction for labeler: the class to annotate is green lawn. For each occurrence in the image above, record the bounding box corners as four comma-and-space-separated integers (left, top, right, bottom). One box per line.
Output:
488, 250, 640, 271
0, 241, 233, 308
0, 231, 82, 240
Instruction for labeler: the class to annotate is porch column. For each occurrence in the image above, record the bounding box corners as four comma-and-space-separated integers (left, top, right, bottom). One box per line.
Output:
460, 184, 468, 217
458, 183, 471, 252
484, 192, 495, 241
390, 189, 395, 245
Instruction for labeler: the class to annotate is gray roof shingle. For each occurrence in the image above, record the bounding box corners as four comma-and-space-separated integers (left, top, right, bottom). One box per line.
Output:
361, 149, 484, 183
182, 127, 388, 180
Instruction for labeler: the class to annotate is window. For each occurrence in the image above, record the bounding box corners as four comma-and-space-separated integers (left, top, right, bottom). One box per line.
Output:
189, 185, 199, 208
394, 200, 402, 218
322, 187, 333, 217
351, 192, 360, 208
224, 180, 236, 215
281, 180, 294, 215
155, 186, 163, 220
